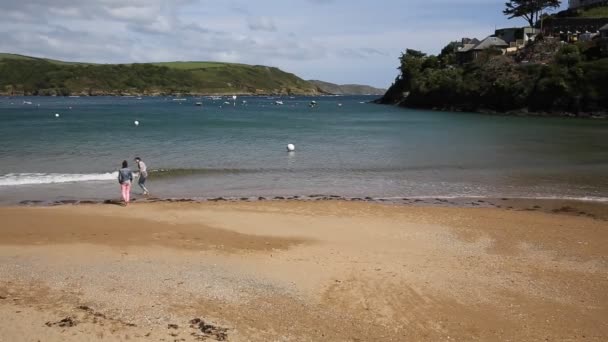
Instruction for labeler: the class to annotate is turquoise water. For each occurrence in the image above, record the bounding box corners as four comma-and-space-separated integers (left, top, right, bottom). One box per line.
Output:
1, 95, 607, 203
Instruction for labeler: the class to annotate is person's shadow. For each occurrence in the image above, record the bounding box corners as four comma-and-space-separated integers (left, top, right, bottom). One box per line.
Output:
103, 199, 128, 206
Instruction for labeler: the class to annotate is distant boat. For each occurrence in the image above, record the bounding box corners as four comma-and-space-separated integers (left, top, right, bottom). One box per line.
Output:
223, 101, 231, 105
172, 98, 187, 101
136, 97, 143, 100
22, 101, 32, 105
275, 100, 284, 105
309, 100, 317, 108
195, 102, 203, 106
69, 95, 80, 98
209, 96, 222, 101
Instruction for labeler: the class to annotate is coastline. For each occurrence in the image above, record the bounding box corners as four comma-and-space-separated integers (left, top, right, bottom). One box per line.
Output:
11, 195, 608, 221
1, 200, 607, 341
374, 100, 608, 119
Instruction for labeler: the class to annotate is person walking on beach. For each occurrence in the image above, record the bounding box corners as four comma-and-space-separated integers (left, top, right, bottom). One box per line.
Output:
134, 157, 149, 195
118, 160, 133, 206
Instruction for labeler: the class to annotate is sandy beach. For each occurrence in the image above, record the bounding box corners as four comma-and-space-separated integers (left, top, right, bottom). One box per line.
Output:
0, 200, 607, 341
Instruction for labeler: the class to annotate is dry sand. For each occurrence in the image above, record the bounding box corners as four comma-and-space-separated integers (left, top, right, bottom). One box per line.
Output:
0, 201, 606, 341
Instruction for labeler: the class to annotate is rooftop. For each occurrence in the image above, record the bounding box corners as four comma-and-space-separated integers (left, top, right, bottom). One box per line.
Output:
473, 36, 509, 50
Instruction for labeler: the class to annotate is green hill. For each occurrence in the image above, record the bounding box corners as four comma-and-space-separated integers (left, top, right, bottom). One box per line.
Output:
308, 80, 386, 95
0, 53, 321, 96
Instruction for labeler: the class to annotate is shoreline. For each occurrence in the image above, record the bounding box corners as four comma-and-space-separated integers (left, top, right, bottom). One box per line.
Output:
1, 200, 607, 340
11, 195, 608, 221
374, 100, 608, 119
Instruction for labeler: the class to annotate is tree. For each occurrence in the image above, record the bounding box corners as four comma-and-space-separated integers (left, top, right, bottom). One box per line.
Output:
503, 0, 561, 27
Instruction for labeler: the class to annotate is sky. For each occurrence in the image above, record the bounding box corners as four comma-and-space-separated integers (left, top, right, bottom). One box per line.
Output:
0, 0, 568, 88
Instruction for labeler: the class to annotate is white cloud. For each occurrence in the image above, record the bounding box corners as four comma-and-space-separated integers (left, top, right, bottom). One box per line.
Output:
0, 0, 565, 87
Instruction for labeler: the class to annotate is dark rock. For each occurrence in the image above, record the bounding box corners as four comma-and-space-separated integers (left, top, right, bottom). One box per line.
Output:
274, 196, 285, 200
258, 197, 266, 201
551, 206, 575, 213
168, 324, 179, 329
45, 317, 76, 327
189, 318, 228, 341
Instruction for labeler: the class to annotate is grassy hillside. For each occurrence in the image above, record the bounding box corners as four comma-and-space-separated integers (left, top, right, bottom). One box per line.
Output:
0, 53, 91, 66
0, 53, 320, 96
554, 5, 608, 18
308, 80, 386, 95
577, 5, 608, 18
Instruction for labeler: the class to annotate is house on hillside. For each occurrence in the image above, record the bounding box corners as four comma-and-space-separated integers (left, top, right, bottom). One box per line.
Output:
495, 27, 540, 47
455, 38, 480, 64
456, 36, 509, 63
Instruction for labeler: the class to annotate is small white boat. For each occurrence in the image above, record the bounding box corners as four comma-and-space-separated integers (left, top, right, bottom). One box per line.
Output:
223, 101, 231, 105
275, 100, 284, 105
195, 102, 203, 106
172, 98, 187, 101
23, 101, 32, 105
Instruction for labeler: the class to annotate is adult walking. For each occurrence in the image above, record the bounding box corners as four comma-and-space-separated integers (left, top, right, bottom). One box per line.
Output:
134, 157, 150, 195
118, 160, 133, 206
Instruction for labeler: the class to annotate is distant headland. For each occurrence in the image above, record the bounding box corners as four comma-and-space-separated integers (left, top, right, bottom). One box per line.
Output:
0, 53, 377, 97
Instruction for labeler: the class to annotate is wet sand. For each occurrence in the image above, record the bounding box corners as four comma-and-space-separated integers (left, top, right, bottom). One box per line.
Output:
0, 201, 607, 341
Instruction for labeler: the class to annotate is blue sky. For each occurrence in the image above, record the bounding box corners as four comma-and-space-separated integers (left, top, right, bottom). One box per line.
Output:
0, 0, 568, 88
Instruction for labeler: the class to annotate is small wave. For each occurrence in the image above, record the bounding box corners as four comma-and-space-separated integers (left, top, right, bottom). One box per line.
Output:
149, 168, 260, 177
0, 172, 118, 186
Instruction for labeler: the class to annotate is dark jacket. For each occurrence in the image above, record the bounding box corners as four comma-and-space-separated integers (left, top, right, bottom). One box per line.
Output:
118, 167, 133, 184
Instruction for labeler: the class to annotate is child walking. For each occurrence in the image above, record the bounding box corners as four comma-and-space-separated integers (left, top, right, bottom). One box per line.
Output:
118, 160, 133, 206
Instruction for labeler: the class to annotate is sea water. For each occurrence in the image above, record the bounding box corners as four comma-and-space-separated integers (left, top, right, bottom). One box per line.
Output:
1, 95, 607, 203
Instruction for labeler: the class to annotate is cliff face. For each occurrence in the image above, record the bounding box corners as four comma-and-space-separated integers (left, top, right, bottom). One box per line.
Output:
377, 39, 608, 117
0, 54, 321, 96
308, 80, 386, 95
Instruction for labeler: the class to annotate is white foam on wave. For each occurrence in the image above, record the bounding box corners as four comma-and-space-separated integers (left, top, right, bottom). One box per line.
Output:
0, 172, 118, 186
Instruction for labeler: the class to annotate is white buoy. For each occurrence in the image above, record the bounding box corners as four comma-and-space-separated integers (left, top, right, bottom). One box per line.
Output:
287, 144, 295, 152
54, 113, 60, 118
338, 103, 342, 107
134, 120, 139, 126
